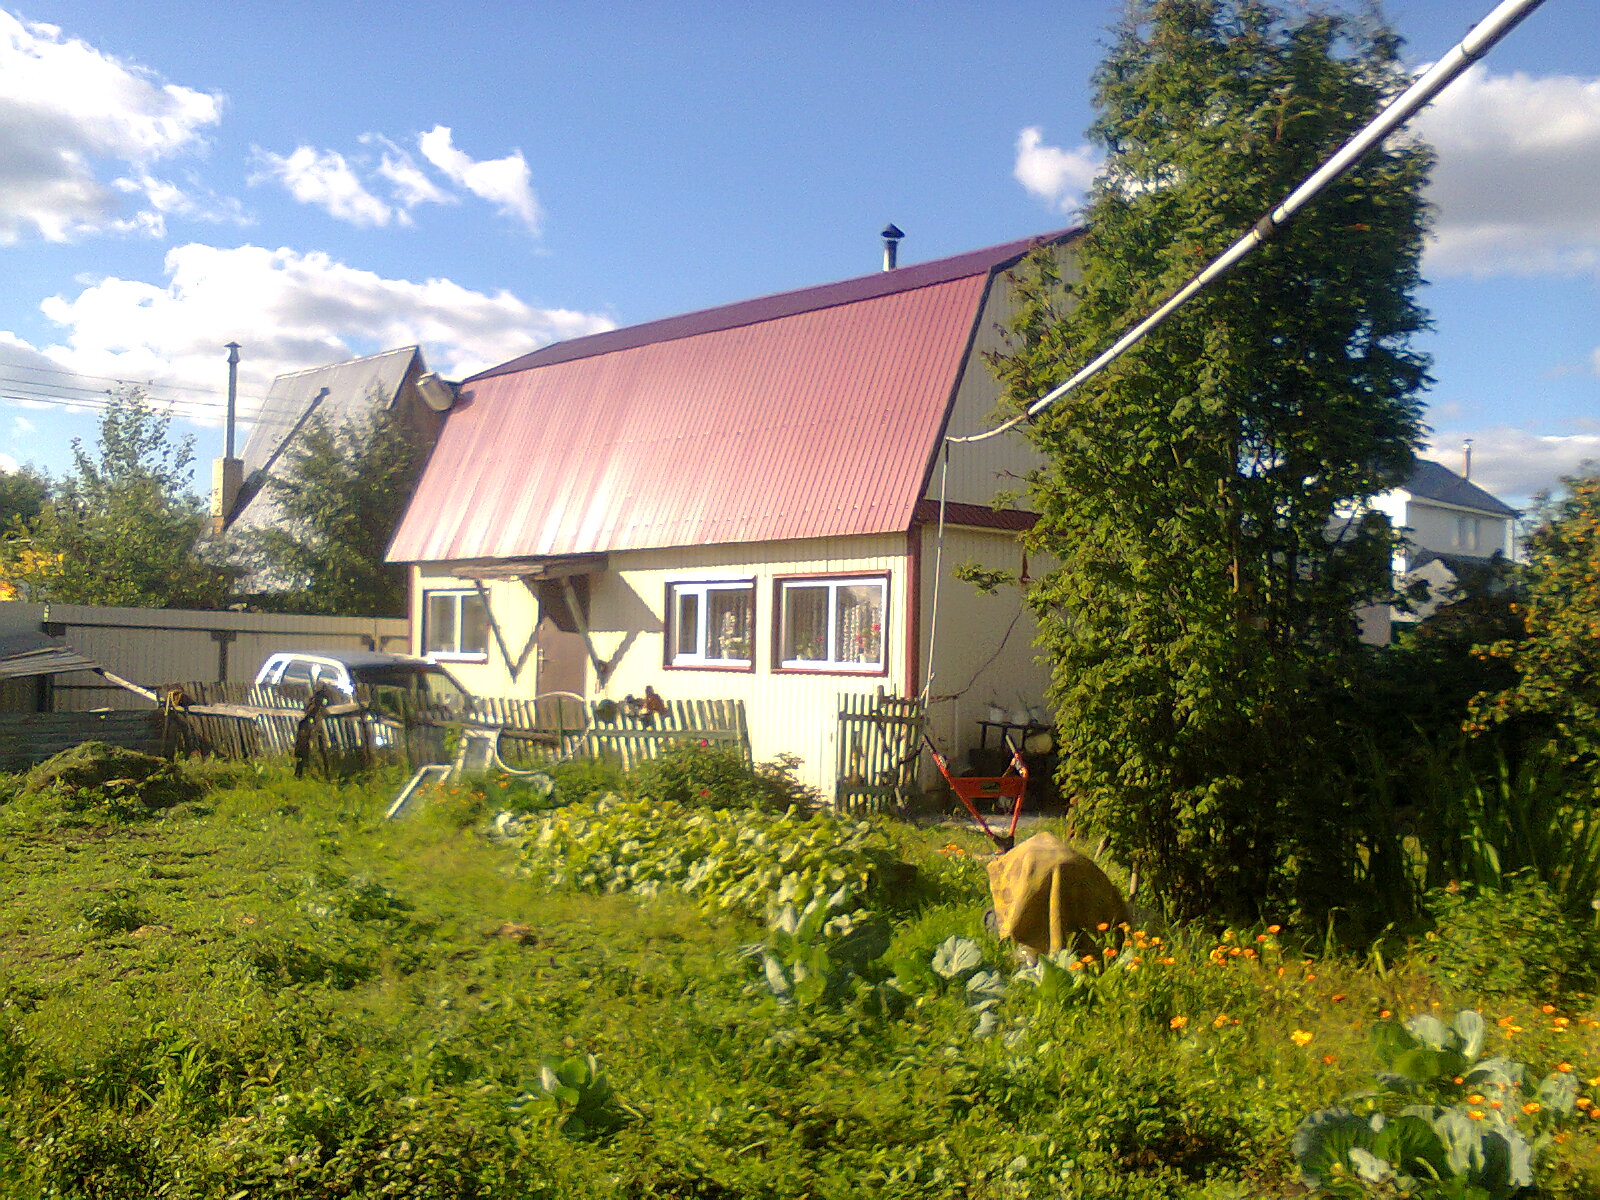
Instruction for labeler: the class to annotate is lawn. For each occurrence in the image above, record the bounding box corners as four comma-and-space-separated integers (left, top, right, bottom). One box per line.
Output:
1, 752, 1598, 1198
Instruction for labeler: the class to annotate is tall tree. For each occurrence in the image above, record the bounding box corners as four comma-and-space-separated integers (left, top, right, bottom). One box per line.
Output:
993, 0, 1432, 920
0, 389, 232, 608
237, 410, 421, 617
1469, 471, 1600, 794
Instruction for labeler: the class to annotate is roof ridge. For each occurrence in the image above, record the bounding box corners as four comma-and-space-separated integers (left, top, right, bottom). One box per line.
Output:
469, 227, 1079, 382
267, 344, 420, 386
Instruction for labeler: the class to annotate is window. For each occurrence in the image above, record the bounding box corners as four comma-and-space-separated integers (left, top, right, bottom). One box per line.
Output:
778, 575, 887, 672
423, 590, 490, 659
667, 581, 755, 668
1454, 515, 1480, 553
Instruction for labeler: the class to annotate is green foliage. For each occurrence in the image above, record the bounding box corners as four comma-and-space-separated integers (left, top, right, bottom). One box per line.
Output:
520, 794, 894, 916
1470, 472, 1600, 794
0, 465, 47, 536
0, 389, 233, 607
74, 888, 151, 935
993, 0, 1432, 922
1423, 875, 1600, 999
627, 741, 792, 811
1293, 1009, 1579, 1198
747, 886, 892, 1011
236, 409, 422, 617
509, 1053, 628, 1138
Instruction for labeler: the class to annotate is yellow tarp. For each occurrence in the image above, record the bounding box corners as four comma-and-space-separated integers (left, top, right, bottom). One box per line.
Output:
986, 832, 1128, 958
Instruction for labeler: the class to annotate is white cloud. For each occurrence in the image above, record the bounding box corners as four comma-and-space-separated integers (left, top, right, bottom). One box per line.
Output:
1013, 126, 1102, 214
1426, 426, 1600, 504
0, 452, 17, 472
11, 415, 36, 437
10, 242, 612, 422
251, 146, 395, 227
1416, 66, 1600, 277
0, 10, 223, 243
419, 125, 541, 231
365, 134, 455, 211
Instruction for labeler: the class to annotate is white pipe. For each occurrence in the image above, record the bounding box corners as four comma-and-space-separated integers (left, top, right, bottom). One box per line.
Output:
950, 0, 1547, 446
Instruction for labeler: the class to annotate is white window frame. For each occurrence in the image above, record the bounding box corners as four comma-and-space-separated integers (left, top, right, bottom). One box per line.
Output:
776, 574, 888, 674
667, 580, 756, 669
423, 589, 490, 661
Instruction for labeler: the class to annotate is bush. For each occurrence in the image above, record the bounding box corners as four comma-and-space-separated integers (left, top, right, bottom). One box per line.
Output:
520, 794, 896, 916
1422, 873, 1600, 997
627, 742, 789, 811
546, 756, 628, 807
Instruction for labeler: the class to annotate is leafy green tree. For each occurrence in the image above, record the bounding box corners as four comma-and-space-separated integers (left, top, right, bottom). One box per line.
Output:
992, 0, 1432, 920
1469, 471, 1600, 792
238, 410, 421, 617
0, 466, 48, 534
0, 389, 232, 608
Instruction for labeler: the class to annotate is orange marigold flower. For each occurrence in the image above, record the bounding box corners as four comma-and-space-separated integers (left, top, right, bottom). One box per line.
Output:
1491, 1100, 1503, 1110
1577, 1098, 1592, 1110
1096, 922, 1110, 932
1268, 924, 1282, 934
1558, 1062, 1574, 1073
1524, 1102, 1543, 1115
1331, 994, 1347, 1003
1589, 1108, 1600, 1122
1468, 1094, 1486, 1105
1542, 1004, 1557, 1014
1170, 1016, 1189, 1030
1291, 1030, 1314, 1047
1468, 1110, 1485, 1121
1213, 1014, 1230, 1029
1256, 933, 1268, 942
1322, 1054, 1337, 1065
1379, 1009, 1391, 1019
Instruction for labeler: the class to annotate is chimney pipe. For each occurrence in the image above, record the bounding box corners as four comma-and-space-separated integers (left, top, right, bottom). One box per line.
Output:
881, 223, 904, 271
224, 342, 241, 459
1462, 437, 1473, 481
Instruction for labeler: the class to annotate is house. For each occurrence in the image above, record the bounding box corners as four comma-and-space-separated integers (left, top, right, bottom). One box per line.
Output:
218, 345, 453, 538
1372, 457, 1519, 632
387, 229, 1081, 792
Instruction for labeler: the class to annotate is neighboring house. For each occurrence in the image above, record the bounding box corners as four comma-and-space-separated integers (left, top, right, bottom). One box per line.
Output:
1365, 457, 1519, 636
387, 229, 1081, 791
221, 345, 452, 538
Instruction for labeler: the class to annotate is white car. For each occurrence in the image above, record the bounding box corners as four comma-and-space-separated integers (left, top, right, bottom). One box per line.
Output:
253, 650, 469, 711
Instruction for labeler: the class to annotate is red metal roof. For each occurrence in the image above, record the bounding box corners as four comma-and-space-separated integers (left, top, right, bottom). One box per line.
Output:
390, 230, 1076, 564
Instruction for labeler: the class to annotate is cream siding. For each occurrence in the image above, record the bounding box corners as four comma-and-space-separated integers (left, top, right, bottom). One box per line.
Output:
916, 524, 1052, 779
414, 535, 911, 793
930, 241, 1080, 509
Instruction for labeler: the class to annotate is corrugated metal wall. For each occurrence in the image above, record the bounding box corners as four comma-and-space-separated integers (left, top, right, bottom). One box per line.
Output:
918, 525, 1053, 778
931, 241, 1080, 508
0, 603, 408, 711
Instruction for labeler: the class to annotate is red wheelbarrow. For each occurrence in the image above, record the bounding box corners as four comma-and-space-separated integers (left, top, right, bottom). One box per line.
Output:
924, 734, 1029, 852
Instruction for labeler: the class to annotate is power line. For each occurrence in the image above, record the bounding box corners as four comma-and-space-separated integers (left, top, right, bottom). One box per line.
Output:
0, 357, 269, 403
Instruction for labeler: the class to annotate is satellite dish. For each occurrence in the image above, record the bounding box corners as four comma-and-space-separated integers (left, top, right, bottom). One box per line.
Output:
416, 372, 456, 412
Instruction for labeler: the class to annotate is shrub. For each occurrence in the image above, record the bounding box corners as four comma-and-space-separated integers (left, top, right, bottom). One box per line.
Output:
520, 794, 895, 916
628, 742, 789, 811
546, 756, 628, 807
1422, 873, 1600, 997
74, 888, 150, 935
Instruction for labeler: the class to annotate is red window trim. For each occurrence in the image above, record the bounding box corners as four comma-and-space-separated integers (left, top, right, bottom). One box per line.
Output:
663, 578, 758, 673
771, 571, 891, 677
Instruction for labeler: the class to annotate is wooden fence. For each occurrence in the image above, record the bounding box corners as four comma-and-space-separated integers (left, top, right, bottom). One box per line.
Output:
835, 691, 926, 813
159, 683, 748, 778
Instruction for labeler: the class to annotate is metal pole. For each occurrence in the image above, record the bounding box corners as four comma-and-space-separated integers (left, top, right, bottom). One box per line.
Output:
224, 342, 241, 459
950, 0, 1548, 445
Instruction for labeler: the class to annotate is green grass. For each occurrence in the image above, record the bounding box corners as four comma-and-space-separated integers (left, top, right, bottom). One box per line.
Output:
0, 760, 1598, 1197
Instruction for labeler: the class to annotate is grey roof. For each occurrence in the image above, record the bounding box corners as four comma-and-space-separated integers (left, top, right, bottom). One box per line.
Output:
231, 346, 421, 529
1405, 459, 1518, 518
0, 630, 99, 680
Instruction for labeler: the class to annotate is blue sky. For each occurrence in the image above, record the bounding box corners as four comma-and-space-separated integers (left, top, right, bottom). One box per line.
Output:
0, 0, 1595, 506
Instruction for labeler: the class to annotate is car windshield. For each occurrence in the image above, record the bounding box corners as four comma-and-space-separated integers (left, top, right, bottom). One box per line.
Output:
355, 665, 466, 705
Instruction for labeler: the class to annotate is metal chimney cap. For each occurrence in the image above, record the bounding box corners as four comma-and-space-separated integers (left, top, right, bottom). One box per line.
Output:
881, 223, 905, 241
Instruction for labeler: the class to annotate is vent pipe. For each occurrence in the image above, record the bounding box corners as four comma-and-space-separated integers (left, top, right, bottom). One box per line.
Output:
224, 342, 241, 459
881, 223, 904, 271
1463, 437, 1473, 481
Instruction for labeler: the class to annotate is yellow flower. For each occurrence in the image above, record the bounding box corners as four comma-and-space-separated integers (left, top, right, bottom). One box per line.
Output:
1467, 1093, 1486, 1105
1468, 1110, 1485, 1121
1213, 1013, 1231, 1029
1524, 1102, 1543, 1116
1169, 1015, 1189, 1030
1576, 1098, 1592, 1110
1291, 1030, 1314, 1047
